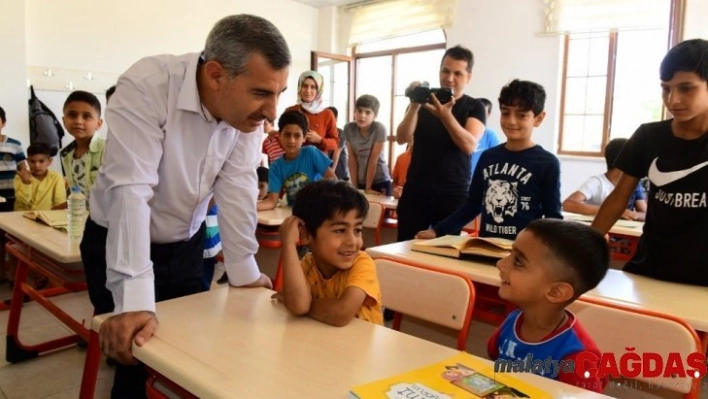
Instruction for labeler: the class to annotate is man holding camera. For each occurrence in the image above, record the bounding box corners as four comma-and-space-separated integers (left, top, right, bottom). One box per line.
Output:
395, 45, 487, 241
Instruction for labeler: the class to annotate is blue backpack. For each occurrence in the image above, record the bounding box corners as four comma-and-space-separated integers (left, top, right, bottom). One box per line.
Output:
28, 85, 64, 156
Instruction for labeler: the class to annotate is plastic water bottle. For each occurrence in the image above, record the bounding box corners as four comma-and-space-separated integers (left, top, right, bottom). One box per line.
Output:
67, 186, 86, 240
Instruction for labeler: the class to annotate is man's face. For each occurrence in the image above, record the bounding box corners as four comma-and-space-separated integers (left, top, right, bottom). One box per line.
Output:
211, 53, 289, 133
439, 56, 471, 98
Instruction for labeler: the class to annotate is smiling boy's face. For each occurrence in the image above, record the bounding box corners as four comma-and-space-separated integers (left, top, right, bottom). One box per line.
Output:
499, 104, 545, 144
303, 209, 364, 278
62, 101, 102, 141
495, 229, 573, 307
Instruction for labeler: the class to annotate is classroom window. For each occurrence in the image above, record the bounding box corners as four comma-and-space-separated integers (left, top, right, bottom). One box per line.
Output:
557, 1, 682, 156
354, 30, 446, 171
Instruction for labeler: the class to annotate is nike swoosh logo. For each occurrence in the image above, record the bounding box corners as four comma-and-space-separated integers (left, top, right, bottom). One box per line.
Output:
648, 158, 708, 187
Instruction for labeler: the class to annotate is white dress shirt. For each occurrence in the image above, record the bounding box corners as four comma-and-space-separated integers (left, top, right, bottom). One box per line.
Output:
90, 53, 262, 314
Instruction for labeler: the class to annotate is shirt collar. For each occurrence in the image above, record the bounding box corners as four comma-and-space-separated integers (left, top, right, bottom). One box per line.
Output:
88, 134, 102, 153
176, 52, 215, 123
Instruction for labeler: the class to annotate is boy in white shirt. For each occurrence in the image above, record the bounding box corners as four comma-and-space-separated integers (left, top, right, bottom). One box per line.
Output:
563, 138, 646, 221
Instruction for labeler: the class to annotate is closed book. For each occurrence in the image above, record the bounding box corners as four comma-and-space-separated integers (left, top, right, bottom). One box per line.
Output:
349, 351, 550, 398
411, 235, 513, 259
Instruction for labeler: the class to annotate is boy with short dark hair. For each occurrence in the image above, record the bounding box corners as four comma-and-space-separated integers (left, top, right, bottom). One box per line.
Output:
257, 110, 336, 211
563, 138, 646, 220
488, 219, 609, 393
342, 94, 392, 195
592, 39, 708, 286
416, 79, 562, 241
14, 142, 66, 211
60, 90, 105, 207
257, 166, 269, 200
273, 180, 383, 326
0, 106, 27, 212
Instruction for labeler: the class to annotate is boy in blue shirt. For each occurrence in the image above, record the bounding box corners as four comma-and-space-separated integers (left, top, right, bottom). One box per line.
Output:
471, 98, 501, 175
257, 110, 336, 211
489, 219, 609, 393
417, 79, 562, 241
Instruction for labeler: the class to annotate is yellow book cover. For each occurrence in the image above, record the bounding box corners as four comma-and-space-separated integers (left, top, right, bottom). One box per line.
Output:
23, 210, 68, 228
411, 235, 513, 259
349, 352, 551, 398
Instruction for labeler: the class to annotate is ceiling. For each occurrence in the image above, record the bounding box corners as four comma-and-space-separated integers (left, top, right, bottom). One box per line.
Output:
292, 0, 367, 8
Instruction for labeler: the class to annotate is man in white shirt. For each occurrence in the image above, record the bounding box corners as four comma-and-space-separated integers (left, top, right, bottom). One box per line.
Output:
80, 14, 290, 397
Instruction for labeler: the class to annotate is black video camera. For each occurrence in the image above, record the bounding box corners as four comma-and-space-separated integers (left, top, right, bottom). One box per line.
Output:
405, 85, 453, 104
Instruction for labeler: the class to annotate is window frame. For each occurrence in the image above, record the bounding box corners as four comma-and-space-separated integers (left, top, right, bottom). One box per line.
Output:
557, 0, 684, 157
353, 42, 447, 171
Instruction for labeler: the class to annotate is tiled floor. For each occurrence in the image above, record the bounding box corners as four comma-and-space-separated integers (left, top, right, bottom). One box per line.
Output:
0, 262, 703, 398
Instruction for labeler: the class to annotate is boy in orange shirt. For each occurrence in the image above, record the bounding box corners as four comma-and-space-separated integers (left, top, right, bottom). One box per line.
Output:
273, 180, 383, 326
392, 138, 413, 199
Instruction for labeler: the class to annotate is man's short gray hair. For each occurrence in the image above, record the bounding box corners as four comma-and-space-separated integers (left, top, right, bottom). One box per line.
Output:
204, 15, 291, 76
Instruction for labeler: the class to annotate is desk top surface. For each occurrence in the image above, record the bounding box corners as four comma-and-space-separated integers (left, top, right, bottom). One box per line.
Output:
367, 240, 708, 332
257, 193, 398, 226
562, 211, 643, 237
0, 211, 80, 263
362, 192, 398, 209
93, 287, 607, 398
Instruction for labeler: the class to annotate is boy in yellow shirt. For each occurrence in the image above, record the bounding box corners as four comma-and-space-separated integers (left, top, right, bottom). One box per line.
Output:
14, 142, 66, 211
273, 180, 383, 326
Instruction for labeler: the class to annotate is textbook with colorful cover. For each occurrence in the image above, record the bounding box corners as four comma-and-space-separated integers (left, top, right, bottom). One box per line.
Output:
23, 210, 68, 228
411, 235, 513, 259
349, 352, 551, 398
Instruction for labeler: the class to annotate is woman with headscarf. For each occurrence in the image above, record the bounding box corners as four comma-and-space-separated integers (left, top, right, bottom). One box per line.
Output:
285, 71, 339, 153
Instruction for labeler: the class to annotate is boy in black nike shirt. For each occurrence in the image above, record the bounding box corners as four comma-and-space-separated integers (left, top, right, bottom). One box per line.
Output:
592, 39, 708, 286
416, 79, 562, 241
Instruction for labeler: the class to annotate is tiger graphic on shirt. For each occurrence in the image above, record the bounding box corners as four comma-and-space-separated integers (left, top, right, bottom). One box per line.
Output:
484, 179, 518, 223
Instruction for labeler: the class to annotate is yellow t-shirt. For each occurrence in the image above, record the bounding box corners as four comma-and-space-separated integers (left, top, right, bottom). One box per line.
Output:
301, 251, 384, 325
13, 170, 67, 211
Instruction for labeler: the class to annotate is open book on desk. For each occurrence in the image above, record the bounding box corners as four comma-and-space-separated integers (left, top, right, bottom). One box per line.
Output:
349, 351, 550, 398
412, 235, 513, 259
23, 210, 68, 228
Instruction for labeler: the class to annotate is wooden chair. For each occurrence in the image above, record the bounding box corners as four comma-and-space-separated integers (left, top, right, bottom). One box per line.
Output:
363, 202, 385, 247
374, 256, 475, 351
568, 297, 703, 398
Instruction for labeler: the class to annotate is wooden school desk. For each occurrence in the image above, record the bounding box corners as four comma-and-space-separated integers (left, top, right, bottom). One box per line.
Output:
366, 241, 708, 351
562, 211, 644, 238
362, 191, 398, 210
256, 193, 398, 227
80, 287, 609, 398
0, 211, 88, 363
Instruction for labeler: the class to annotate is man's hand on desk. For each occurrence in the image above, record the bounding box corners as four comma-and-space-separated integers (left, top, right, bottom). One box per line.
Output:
230, 272, 273, 290
99, 311, 158, 365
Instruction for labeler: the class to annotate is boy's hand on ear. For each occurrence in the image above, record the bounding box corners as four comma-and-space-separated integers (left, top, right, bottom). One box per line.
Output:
279, 216, 303, 246
17, 164, 31, 184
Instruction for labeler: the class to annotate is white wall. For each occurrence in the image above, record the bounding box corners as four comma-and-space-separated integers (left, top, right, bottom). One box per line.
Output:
684, 0, 708, 39
0, 1, 29, 147
445, 0, 608, 199
2, 0, 317, 161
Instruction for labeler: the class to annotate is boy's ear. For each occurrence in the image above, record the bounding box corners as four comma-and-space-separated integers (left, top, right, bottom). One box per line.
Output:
533, 111, 547, 127
545, 281, 574, 304
96, 118, 103, 130
299, 227, 312, 245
